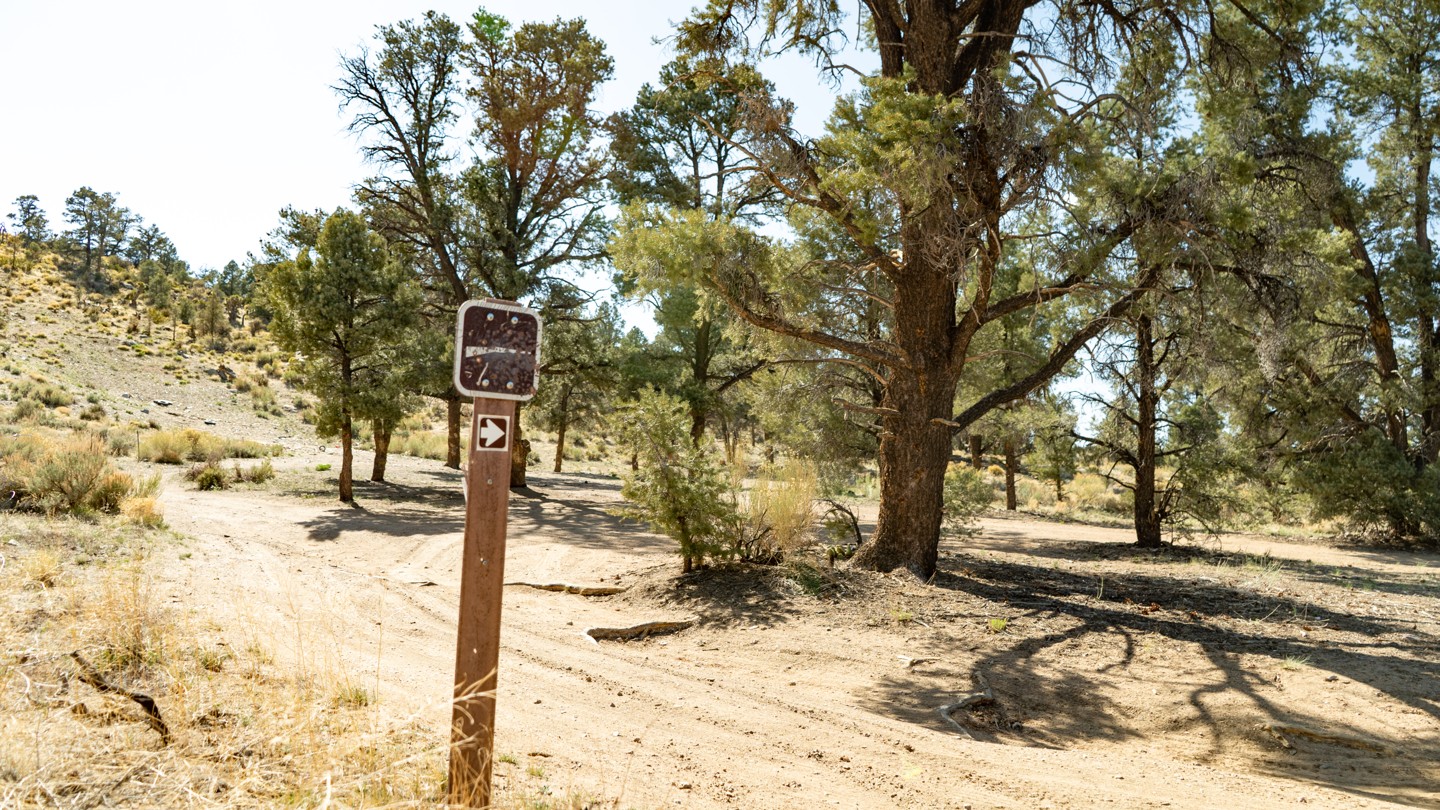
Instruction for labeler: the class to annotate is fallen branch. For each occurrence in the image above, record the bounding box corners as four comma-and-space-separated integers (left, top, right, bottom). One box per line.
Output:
1261, 723, 1392, 754
584, 620, 695, 643
507, 582, 627, 596
937, 672, 996, 739
70, 652, 170, 745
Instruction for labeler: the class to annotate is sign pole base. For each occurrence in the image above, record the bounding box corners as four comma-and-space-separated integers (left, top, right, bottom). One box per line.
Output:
448, 397, 517, 808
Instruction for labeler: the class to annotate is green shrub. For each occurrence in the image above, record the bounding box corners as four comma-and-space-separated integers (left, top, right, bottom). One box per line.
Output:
137, 430, 190, 463
79, 402, 107, 421
393, 430, 447, 460
10, 380, 72, 408
105, 428, 136, 457
233, 458, 274, 483
943, 464, 994, 536
0, 433, 138, 516
1066, 472, 1112, 509
1015, 476, 1053, 509
10, 398, 44, 421
187, 461, 229, 491
87, 471, 134, 512
613, 389, 738, 573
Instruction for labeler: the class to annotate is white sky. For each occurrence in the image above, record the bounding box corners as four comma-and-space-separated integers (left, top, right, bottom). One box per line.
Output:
0, 1, 864, 274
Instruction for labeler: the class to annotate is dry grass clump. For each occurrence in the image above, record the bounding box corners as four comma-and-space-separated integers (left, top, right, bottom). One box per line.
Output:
138, 428, 281, 464
742, 459, 818, 561
392, 429, 448, 461
0, 432, 153, 518
185, 460, 230, 491
0, 514, 612, 810
8, 378, 72, 408
121, 497, 165, 528
1065, 472, 1131, 514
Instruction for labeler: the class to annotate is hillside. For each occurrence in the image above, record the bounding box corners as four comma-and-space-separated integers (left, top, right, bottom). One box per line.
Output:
2, 255, 1439, 808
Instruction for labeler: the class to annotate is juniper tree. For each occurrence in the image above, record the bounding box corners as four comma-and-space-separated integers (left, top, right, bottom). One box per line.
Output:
1198, 0, 1440, 541
264, 210, 422, 502
610, 56, 779, 442
666, 1, 1222, 577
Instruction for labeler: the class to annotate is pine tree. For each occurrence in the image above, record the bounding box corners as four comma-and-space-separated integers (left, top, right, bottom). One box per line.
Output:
264, 210, 422, 502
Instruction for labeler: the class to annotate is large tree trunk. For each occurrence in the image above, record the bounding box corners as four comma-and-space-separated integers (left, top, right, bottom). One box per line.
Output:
1412, 106, 1439, 465
850, 365, 958, 578
553, 386, 572, 473
340, 411, 354, 503
1004, 437, 1018, 511
1134, 314, 1162, 548
371, 419, 391, 482
510, 403, 528, 488
690, 318, 713, 445
969, 434, 984, 469
446, 396, 463, 469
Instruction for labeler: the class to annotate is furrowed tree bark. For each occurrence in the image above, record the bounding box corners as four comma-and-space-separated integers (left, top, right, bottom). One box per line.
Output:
1004, 437, 1018, 511
510, 403, 529, 488
850, 254, 961, 578
446, 395, 463, 469
1134, 314, 1162, 548
372, 419, 391, 482
553, 385, 572, 473
340, 412, 355, 503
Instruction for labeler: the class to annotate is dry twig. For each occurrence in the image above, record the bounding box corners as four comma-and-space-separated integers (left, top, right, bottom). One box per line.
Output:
507, 582, 627, 596
937, 672, 996, 739
70, 652, 170, 745
584, 620, 695, 642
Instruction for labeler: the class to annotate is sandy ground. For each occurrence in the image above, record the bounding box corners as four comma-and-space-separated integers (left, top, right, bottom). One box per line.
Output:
14, 253, 1432, 807
151, 451, 1440, 810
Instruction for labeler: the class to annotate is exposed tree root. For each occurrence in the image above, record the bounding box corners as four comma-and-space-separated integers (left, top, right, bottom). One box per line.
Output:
937, 672, 996, 739
506, 581, 627, 596
584, 620, 695, 642
70, 652, 170, 745
1261, 722, 1392, 754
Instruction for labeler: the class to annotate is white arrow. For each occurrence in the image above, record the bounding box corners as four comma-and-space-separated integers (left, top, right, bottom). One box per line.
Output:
478, 418, 506, 447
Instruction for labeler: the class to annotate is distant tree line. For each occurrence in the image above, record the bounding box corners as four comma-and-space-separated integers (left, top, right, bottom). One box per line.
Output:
14, 0, 1440, 567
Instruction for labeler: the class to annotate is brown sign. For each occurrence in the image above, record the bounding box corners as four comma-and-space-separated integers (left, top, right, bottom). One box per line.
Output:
453, 300, 541, 400
473, 415, 510, 451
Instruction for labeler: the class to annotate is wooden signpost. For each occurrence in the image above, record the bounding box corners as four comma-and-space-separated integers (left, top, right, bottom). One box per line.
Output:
449, 299, 541, 808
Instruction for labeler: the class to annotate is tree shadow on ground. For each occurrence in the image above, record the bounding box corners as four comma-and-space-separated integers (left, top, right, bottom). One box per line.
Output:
857, 551, 1440, 806
298, 502, 464, 541
618, 561, 828, 629
973, 533, 1440, 601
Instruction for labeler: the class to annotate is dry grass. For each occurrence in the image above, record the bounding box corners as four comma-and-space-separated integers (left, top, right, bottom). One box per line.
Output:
391, 430, 449, 462
744, 459, 818, 558
0, 513, 625, 810
138, 429, 281, 465
0, 432, 154, 519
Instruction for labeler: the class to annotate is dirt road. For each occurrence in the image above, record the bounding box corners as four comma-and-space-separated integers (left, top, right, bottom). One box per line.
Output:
156, 452, 1440, 809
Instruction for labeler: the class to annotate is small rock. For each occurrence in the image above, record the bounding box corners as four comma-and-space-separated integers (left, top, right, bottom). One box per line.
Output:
153, 399, 172, 406
204, 419, 216, 426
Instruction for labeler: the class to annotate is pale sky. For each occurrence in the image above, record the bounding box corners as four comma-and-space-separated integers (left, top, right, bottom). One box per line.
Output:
1, 1, 865, 275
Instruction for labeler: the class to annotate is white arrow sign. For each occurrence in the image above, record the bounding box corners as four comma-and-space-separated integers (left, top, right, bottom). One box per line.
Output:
475, 416, 510, 452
